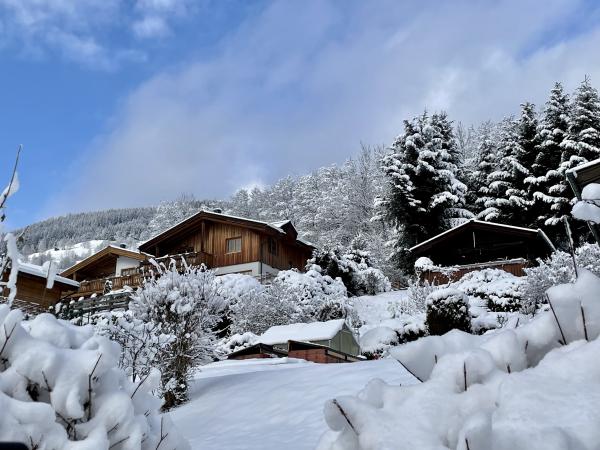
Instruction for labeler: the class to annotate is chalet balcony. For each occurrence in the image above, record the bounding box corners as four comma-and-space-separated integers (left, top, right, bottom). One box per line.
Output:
72, 251, 214, 298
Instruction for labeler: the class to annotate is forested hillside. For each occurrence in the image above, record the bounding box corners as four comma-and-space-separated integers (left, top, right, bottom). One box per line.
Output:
16, 78, 600, 278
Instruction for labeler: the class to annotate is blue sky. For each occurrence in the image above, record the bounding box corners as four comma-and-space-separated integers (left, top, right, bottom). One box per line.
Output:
2, 0, 600, 230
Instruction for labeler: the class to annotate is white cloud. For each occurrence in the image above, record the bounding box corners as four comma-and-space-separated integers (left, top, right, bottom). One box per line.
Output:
0, 0, 191, 68
50, 0, 600, 213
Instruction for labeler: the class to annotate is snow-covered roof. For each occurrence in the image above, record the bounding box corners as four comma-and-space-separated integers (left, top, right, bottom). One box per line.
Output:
18, 262, 80, 288
61, 244, 148, 277
258, 319, 346, 345
566, 157, 600, 177
409, 219, 554, 253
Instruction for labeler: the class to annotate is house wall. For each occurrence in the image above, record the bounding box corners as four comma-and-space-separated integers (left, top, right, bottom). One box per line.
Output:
420, 260, 528, 285
2, 273, 67, 309
115, 256, 141, 276
153, 221, 312, 272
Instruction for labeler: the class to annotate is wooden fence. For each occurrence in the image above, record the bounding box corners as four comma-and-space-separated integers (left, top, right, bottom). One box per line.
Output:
0, 296, 48, 317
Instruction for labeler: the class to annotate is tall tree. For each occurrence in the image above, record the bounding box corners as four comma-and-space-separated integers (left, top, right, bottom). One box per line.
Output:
471, 121, 499, 214
529, 83, 570, 237
382, 111, 466, 271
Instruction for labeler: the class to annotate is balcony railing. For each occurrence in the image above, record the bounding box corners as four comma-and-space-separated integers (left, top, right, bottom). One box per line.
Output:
74, 251, 214, 297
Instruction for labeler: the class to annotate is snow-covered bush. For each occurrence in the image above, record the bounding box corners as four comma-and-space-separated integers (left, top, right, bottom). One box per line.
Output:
405, 278, 435, 313
425, 288, 471, 335
218, 332, 258, 354
522, 243, 600, 313
94, 311, 167, 384
454, 269, 524, 312
228, 268, 357, 335
360, 315, 426, 359
360, 326, 399, 359
309, 247, 391, 296
130, 264, 224, 409
0, 307, 188, 448
319, 269, 600, 449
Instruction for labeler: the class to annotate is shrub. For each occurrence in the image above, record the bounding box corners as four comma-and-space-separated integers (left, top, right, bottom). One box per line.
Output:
454, 268, 524, 313
425, 288, 471, 335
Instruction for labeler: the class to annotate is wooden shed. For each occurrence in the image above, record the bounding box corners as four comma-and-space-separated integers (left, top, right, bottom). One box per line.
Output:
256, 319, 360, 359
1, 262, 79, 312
411, 219, 555, 284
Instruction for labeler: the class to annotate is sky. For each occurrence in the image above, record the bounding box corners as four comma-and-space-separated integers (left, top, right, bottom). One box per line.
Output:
2, 0, 600, 229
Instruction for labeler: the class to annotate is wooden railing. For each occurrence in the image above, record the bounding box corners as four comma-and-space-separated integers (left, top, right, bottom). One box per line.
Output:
138, 251, 214, 273
72, 251, 214, 297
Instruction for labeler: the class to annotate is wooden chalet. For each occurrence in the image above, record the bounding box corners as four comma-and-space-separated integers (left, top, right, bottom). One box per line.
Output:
138, 210, 315, 277
60, 245, 148, 298
411, 219, 555, 284
566, 157, 600, 243
227, 319, 362, 363
1, 262, 79, 312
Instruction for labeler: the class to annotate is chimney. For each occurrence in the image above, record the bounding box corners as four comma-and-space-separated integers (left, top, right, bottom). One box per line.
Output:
119, 243, 127, 249
213, 208, 223, 214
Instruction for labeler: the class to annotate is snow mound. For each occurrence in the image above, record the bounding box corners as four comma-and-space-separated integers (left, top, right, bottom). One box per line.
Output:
318, 269, 600, 449
359, 327, 398, 355
0, 306, 188, 449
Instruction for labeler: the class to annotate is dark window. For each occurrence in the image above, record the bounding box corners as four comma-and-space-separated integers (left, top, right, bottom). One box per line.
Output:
226, 237, 242, 253
268, 238, 278, 256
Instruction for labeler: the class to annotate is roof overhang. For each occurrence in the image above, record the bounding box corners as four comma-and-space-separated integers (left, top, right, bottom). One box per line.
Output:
60, 245, 147, 278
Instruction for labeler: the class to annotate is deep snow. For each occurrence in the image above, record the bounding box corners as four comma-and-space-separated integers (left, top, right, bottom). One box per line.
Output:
171, 357, 417, 449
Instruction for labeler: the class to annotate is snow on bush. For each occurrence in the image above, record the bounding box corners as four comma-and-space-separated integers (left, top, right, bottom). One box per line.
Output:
360, 326, 398, 358
309, 247, 391, 296
359, 315, 426, 359
523, 243, 600, 313
404, 278, 435, 313
228, 268, 358, 335
319, 269, 600, 450
218, 332, 258, 354
453, 268, 524, 312
130, 264, 224, 409
0, 307, 188, 449
425, 288, 471, 335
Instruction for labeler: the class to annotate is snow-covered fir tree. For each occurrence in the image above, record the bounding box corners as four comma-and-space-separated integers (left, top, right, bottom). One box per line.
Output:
530, 82, 571, 237
470, 121, 499, 214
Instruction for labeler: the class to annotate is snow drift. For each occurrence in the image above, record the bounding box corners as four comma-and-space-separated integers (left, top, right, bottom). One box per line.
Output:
318, 269, 600, 450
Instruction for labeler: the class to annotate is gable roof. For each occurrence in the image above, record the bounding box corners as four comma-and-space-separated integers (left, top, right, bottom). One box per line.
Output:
138, 209, 315, 253
258, 319, 347, 345
60, 245, 147, 278
18, 262, 80, 288
410, 219, 555, 255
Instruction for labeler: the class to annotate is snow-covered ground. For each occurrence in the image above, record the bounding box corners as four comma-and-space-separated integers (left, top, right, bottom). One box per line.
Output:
171, 357, 417, 450
352, 289, 409, 330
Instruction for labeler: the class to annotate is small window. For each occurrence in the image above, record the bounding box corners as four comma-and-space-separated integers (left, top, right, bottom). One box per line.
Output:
226, 237, 242, 254
268, 237, 278, 256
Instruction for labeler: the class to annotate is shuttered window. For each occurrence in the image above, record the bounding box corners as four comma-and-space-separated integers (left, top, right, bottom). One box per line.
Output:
226, 237, 242, 253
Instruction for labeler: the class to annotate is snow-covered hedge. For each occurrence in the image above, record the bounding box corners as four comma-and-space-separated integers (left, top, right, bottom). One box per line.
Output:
227, 268, 357, 335
0, 306, 188, 449
425, 288, 471, 335
319, 269, 600, 449
309, 247, 391, 296
453, 269, 524, 312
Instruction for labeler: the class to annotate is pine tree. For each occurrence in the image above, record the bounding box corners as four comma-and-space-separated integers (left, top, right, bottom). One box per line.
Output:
382, 112, 466, 271
506, 102, 539, 226
471, 121, 499, 214
530, 82, 570, 237
481, 117, 519, 223
561, 77, 600, 165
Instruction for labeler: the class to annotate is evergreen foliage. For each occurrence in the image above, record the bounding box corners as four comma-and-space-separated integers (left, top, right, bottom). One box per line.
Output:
425, 288, 472, 335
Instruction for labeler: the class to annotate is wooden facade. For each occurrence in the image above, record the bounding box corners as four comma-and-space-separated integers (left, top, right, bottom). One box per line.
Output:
138, 210, 314, 273
2, 264, 79, 310
566, 157, 600, 244
411, 220, 555, 283
61, 245, 147, 282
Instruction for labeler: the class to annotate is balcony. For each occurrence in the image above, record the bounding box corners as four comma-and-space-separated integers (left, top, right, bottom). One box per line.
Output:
73, 251, 214, 298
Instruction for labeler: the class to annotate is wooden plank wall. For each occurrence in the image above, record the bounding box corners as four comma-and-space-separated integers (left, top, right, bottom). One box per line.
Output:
1, 273, 66, 309
420, 260, 527, 285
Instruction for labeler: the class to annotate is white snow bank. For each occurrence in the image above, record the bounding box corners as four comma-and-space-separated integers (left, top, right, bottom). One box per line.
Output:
258, 319, 346, 345
0, 306, 188, 449
318, 269, 600, 449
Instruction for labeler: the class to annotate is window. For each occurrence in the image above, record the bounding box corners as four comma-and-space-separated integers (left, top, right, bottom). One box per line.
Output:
268, 237, 278, 256
226, 237, 242, 254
